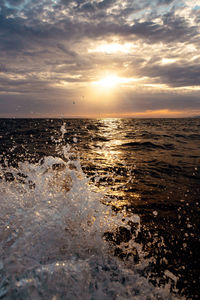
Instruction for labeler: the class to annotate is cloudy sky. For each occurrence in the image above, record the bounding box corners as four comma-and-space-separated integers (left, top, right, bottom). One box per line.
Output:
0, 0, 200, 117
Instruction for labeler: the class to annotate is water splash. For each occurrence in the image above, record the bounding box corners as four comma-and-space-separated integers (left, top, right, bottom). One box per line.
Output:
0, 123, 181, 299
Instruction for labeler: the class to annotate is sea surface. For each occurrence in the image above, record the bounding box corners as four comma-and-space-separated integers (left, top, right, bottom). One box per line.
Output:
0, 118, 199, 300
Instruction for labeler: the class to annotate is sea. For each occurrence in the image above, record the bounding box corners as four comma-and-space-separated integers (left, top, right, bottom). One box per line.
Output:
0, 118, 199, 300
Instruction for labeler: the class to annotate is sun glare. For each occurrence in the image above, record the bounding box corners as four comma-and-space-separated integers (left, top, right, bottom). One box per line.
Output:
94, 75, 120, 88
92, 75, 135, 89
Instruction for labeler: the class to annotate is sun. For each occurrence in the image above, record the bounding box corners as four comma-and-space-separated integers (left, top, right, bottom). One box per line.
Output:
96, 75, 120, 88
93, 74, 130, 89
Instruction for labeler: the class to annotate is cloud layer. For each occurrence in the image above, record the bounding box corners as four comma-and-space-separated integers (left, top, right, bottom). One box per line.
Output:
0, 0, 200, 117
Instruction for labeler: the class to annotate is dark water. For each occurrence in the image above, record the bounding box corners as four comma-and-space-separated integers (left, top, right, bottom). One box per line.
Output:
0, 118, 199, 299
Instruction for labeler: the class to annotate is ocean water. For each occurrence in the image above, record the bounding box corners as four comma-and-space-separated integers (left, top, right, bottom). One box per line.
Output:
0, 118, 199, 300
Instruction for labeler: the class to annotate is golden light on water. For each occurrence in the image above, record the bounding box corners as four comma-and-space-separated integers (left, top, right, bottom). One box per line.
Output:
91, 118, 141, 207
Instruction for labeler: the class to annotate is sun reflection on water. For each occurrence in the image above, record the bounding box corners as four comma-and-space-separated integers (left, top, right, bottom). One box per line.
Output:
92, 118, 141, 208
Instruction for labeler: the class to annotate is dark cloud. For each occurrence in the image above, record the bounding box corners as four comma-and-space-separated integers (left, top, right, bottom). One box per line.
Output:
0, 0, 199, 116
140, 63, 200, 87
157, 0, 175, 4
97, 0, 116, 10
0, 2, 198, 55
80, 2, 95, 12
119, 91, 200, 112
0, 64, 7, 72
56, 43, 77, 57
129, 14, 198, 43
5, 0, 25, 6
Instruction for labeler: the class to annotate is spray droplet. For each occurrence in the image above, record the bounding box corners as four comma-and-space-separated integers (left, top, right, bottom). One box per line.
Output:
153, 211, 158, 216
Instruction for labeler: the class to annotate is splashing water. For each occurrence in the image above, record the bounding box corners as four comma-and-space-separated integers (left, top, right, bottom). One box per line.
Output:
0, 123, 182, 299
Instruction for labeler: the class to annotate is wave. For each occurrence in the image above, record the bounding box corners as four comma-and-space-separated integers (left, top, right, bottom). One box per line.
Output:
121, 141, 174, 150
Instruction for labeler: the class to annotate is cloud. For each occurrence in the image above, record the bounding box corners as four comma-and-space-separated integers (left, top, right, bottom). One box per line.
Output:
56, 43, 77, 57
5, 0, 25, 6
140, 63, 200, 87
120, 10, 198, 44
0, 0, 199, 116
157, 0, 175, 4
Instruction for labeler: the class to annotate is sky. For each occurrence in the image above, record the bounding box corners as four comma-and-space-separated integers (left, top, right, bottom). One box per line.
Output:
0, 0, 200, 118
